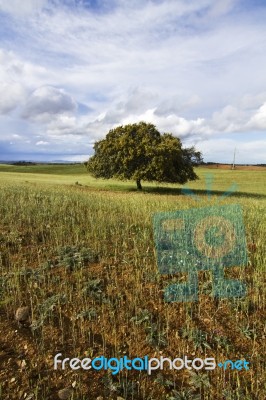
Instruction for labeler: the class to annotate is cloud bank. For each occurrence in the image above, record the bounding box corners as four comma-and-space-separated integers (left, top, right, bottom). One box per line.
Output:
0, 0, 265, 163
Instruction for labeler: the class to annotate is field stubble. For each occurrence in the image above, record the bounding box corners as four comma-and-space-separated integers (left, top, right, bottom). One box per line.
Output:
0, 168, 265, 399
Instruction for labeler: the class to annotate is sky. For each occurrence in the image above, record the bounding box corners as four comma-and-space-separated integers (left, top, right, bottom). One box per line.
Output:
0, 0, 266, 164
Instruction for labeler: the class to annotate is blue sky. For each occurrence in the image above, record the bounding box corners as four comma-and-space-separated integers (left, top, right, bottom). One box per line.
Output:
0, 0, 266, 163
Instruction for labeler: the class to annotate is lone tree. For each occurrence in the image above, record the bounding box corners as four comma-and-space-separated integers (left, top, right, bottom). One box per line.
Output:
85, 122, 202, 190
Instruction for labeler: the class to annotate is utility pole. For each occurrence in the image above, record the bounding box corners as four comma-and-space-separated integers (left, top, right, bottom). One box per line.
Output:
231, 147, 236, 170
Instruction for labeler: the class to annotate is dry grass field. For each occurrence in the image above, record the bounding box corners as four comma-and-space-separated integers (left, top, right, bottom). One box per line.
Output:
0, 164, 265, 400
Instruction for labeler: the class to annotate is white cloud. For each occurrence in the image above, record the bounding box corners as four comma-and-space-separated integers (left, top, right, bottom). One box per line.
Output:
21, 86, 77, 122
197, 138, 266, 164
207, 0, 237, 18
121, 108, 207, 138
0, 81, 25, 114
247, 103, 266, 130
0, 49, 50, 92
239, 92, 266, 110
36, 140, 49, 146
83, 92, 266, 143
210, 105, 248, 133
46, 115, 78, 135
0, 0, 46, 16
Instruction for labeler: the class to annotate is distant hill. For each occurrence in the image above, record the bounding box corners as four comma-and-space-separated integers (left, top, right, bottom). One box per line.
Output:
0, 160, 81, 165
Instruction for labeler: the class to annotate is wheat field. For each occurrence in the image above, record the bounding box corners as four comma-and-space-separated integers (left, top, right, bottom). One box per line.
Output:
0, 165, 265, 400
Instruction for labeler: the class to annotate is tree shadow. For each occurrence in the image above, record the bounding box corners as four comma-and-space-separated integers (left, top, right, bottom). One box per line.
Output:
128, 186, 266, 199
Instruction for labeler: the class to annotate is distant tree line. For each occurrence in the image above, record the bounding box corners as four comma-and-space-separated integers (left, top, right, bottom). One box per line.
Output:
12, 161, 37, 166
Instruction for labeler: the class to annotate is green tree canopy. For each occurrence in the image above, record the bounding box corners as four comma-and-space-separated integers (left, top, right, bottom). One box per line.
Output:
85, 122, 202, 190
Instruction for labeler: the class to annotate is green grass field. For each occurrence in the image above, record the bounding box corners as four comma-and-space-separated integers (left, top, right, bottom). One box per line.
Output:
0, 163, 265, 196
0, 165, 265, 399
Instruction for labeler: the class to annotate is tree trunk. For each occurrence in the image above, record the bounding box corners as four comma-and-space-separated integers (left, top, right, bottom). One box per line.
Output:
136, 179, 142, 190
